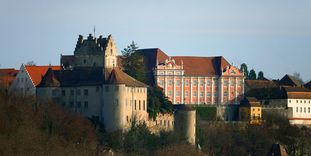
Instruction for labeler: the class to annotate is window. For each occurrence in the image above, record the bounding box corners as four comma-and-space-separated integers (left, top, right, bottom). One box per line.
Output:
143, 101, 146, 111
160, 80, 164, 86
77, 101, 81, 108
84, 101, 88, 109
200, 80, 204, 86
77, 89, 81, 95
224, 91, 228, 96
308, 107, 310, 113
135, 100, 137, 110
214, 92, 217, 97
200, 92, 204, 97
176, 80, 181, 86
185, 91, 188, 97
207, 80, 211, 86
168, 80, 172, 86
126, 116, 129, 122
231, 80, 235, 86
84, 89, 88, 96
96, 86, 99, 92
139, 100, 141, 110
83, 59, 86, 64
70, 90, 74, 96
193, 91, 197, 97
224, 80, 228, 85
105, 86, 109, 92
176, 91, 180, 96
62, 90, 66, 96
193, 80, 198, 86
207, 92, 211, 97
70, 102, 74, 108
296, 107, 299, 112
185, 80, 189, 86
289, 100, 291, 103
300, 107, 302, 112
304, 107, 306, 113
168, 91, 172, 96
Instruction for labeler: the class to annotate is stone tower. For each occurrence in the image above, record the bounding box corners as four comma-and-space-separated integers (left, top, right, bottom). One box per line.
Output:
62, 34, 118, 71
174, 106, 196, 145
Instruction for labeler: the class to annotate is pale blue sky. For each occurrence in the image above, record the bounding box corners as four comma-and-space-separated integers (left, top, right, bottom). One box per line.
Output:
0, 0, 310, 81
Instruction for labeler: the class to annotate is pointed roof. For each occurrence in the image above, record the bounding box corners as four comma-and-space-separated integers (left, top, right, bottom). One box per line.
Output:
37, 67, 60, 87
279, 74, 304, 87
25, 65, 61, 86
106, 67, 146, 87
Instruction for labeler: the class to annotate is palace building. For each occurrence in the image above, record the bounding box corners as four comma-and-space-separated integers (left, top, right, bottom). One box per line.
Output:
138, 48, 245, 105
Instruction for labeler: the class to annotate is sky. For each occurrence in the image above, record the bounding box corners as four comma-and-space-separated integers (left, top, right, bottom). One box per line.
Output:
0, 0, 310, 81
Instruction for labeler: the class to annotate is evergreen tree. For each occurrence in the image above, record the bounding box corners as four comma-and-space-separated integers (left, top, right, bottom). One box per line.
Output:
249, 69, 257, 80
121, 41, 146, 83
240, 63, 249, 79
121, 41, 173, 119
257, 71, 264, 80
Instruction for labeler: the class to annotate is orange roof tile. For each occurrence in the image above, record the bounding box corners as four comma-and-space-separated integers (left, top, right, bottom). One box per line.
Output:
25, 66, 61, 86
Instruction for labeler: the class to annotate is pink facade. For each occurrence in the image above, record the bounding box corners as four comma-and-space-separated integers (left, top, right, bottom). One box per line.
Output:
155, 57, 244, 105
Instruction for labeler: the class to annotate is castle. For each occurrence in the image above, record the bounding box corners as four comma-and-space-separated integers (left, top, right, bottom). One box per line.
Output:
36, 34, 149, 132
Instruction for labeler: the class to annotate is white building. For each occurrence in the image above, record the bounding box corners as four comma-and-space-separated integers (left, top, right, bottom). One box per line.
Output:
9, 65, 60, 96
285, 87, 311, 125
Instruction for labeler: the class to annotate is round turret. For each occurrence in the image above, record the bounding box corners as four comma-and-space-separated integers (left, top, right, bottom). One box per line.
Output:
174, 106, 196, 145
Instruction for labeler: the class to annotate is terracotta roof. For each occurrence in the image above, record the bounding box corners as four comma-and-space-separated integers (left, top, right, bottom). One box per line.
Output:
0, 68, 18, 88
137, 48, 232, 85
37, 68, 60, 87
240, 97, 261, 107
171, 56, 230, 76
105, 67, 146, 87
25, 66, 61, 86
279, 74, 304, 87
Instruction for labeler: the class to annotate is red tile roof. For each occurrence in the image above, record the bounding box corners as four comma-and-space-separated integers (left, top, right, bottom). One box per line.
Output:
25, 66, 61, 86
138, 48, 232, 77
0, 68, 19, 88
171, 56, 230, 76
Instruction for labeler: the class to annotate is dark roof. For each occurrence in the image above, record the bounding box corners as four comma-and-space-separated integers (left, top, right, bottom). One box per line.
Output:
61, 55, 74, 69
245, 80, 278, 93
58, 67, 105, 86
37, 68, 60, 87
240, 97, 261, 107
279, 74, 304, 87
105, 67, 147, 87
304, 81, 311, 89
